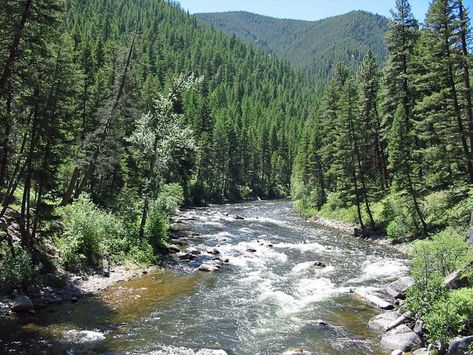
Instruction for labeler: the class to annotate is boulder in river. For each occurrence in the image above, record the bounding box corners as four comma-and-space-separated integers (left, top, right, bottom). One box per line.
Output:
198, 264, 219, 272
247, 248, 257, 253
187, 247, 201, 255
167, 244, 180, 253
206, 248, 220, 255
368, 311, 399, 331
178, 253, 196, 261
447, 336, 473, 355
385, 276, 414, 299
11, 295, 33, 312
380, 325, 422, 352
313, 261, 326, 268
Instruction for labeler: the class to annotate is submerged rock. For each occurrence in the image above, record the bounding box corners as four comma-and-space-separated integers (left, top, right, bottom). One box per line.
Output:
247, 248, 257, 253
11, 295, 33, 312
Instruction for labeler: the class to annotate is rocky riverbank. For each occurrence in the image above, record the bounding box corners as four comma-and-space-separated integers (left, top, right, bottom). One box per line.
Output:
0, 264, 160, 319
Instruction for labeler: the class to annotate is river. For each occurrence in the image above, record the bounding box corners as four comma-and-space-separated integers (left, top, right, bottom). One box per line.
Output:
0, 200, 408, 354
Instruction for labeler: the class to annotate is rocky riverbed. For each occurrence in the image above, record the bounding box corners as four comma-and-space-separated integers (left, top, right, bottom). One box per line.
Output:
1, 200, 413, 354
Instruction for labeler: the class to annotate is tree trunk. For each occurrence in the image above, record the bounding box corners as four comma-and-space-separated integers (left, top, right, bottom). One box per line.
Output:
445, 31, 473, 182
0, 0, 33, 94
0, 90, 12, 187
458, 0, 473, 174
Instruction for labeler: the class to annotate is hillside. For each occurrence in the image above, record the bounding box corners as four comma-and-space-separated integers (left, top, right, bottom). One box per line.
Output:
195, 10, 389, 84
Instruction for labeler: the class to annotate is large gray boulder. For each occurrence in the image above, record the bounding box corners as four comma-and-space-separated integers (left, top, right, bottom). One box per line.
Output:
11, 295, 33, 312
385, 276, 415, 299
448, 336, 473, 355
380, 325, 422, 352
369, 311, 400, 331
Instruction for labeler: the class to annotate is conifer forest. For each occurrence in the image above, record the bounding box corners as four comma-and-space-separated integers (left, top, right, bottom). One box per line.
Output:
1, 1, 473, 354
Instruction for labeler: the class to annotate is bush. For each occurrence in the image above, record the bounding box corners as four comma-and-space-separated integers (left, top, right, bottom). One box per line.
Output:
145, 183, 185, 250
156, 183, 184, 218
0, 245, 39, 292
57, 195, 126, 270
382, 194, 420, 242
423, 288, 473, 346
406, 230, 473, 346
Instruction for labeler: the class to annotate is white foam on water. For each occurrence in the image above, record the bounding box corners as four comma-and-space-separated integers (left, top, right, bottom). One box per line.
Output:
291, 261, 335, 275
350, 257, 409, 283
63, 330, 105, 343
244, 216, 289, 227
151, 346, 227, 355
202, 221, 224, 228
273, 241, 327, 253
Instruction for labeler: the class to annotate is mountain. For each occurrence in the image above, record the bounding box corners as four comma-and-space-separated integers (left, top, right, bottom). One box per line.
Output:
195, 10, 389, 85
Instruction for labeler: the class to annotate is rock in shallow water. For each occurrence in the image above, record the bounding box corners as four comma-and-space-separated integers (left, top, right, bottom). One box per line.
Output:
11, 295, 33, 312
198, 264, 219, 272
380, 325, 422, 352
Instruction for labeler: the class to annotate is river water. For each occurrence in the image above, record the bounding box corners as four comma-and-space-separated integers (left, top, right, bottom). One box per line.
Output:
0, 200, 408, 354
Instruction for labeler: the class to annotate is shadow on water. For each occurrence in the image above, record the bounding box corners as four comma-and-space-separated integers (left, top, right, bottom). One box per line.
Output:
0, 270, 204, 354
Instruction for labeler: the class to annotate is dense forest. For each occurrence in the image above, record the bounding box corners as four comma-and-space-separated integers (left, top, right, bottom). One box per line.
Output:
1, 0, 473, 351
291, 0, 473, 348
292, 0, 473, 242
196, 10, 389, 89
0, 0, 315, 277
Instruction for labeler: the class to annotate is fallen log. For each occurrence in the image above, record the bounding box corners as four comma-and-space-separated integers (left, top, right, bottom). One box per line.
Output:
354, 288, 394, 310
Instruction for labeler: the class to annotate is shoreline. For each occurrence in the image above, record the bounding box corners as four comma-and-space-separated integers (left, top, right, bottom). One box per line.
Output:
0, 264, 161, 319
308, 214, 411, 255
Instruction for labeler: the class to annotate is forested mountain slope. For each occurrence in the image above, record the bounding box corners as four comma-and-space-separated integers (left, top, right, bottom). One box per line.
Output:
0, 0, 313, 278
196, 10, 389, 85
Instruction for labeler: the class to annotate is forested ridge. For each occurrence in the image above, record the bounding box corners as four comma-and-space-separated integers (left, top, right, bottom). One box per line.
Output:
196, 10, 389, 89
292, 0, 473, 347
0, 0, 313, 282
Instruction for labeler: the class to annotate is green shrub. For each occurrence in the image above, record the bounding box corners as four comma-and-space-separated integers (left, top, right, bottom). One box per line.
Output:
410, 228, 470, 282
57, 195, 126, 270
145, 183, 185, 250
145, 202, 170, 250
0, 245, 39, 292
423, 288, 473, 346
156, 183, 184, 218
128, 242, 156, 265
423, 190, 452, 228
382, 194, 420, 242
